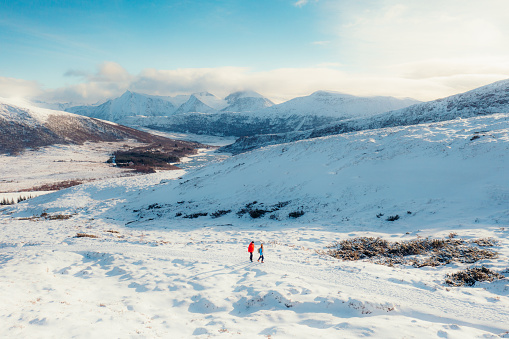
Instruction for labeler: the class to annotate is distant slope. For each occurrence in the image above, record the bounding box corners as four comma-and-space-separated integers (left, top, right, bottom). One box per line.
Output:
221, 78, 509, 154
0, 98, 201, 154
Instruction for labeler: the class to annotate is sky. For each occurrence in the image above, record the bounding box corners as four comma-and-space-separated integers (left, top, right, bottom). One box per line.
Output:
1, 0, 509, 104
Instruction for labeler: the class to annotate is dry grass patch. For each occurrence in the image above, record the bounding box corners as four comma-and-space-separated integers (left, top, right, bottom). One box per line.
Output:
445, 266, 505, 286
76, 233, 99, 239
326, 236, 498, 267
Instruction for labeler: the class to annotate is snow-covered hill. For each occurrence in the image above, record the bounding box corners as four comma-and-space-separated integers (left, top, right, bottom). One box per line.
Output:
221, 90, 274, 112
66, 91, 178, 122
0, 98, 198, 154
2, 113, 508, 337
222, 78, 509, 154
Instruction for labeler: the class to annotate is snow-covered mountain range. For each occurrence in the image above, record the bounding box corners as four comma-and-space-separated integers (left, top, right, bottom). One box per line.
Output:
222, 78, 509, 154
0, 98, 198, 154
64, 90, 418, 137
65, 90, 270, 122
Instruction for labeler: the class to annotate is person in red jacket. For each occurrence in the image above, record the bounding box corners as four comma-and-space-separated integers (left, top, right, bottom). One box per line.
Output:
248, 241, 255, 262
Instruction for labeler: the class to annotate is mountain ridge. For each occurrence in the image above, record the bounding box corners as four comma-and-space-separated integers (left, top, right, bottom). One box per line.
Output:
220, 78, 509, 154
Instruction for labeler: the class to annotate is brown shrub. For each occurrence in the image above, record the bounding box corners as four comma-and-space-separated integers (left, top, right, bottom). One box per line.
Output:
445, 266, 504, 286
327, 236, 498, 267
76, 233, 99, 238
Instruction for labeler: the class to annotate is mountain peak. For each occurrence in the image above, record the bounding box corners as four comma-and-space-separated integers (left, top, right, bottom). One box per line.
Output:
225, 91, 265, 104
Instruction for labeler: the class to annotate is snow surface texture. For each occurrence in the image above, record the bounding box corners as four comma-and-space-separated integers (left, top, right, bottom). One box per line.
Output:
222, 78, 509, 154
1, 113, 508, 338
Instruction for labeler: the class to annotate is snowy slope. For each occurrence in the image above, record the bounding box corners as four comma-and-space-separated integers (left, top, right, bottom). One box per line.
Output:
13, 113, 509, 231
175, 94, 217, 114
1, 113, 509, 338
221, 91, 274, 112
66, 91, 177, 122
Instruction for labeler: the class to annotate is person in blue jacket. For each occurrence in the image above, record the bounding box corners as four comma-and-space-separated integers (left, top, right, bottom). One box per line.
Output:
257, 243, 264, 263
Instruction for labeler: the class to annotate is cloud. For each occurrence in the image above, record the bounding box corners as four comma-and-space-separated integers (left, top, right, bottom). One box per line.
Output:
391, 57, 509, 80
294, 0, 309, 7
323, 0, 509, 72
40, 62, 133, 103
0, 77, 43, 99
11, 60, 509, 105
312, 41, 330, 45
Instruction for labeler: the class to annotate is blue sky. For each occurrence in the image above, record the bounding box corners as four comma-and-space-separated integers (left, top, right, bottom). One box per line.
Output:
1, 0, 509, 103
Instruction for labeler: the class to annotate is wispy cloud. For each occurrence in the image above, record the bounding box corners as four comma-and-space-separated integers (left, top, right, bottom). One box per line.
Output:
312, 41, 330, 45
294, 0, 309, 7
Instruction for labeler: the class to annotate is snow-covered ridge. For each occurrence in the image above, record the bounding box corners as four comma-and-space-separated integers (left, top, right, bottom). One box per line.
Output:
1, 97, 74, 124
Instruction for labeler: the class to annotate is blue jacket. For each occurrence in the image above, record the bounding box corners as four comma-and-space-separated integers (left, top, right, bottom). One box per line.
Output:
259, 247, 263, 255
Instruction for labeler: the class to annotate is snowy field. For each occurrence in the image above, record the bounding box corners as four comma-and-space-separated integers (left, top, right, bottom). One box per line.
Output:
0, 141, 139, 194
1, 114, 509, 338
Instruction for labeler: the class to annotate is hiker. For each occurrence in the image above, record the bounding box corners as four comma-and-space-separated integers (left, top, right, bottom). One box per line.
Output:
257, 243, 264, 263
248, 241, 255, 262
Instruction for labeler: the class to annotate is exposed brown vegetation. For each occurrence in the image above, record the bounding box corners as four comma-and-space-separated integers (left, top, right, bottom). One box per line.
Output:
20, 180, 86, 192
76, 233, 99, 238
326, 236, 498, 267
445, 266, 504, 286
16, 213, 74, 221
109, 142, 194, 172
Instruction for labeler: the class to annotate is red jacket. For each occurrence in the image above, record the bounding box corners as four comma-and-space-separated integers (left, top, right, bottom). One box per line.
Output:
248, 243, 255, 253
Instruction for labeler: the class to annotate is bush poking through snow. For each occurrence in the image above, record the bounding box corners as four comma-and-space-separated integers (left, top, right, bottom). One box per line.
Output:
289, 210, 305, 218
236, 201, 293, 219
445, 266, 504, 286
326, 236, 498, 267
211, 210, 232, 218
182, 212, 208, 219
75, 233, 99, 239
386, 215, 400, 221
472, 238, 499, 247
249, 209, 270, 218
